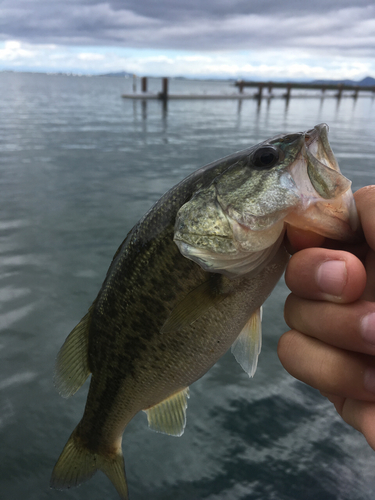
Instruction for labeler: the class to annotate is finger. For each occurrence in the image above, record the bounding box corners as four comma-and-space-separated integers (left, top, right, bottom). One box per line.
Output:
363, 249, 375, 302
277, 330, 375, 402
285, 248, 367, 303
354, 186, 375, 252
285, 225, 325, 253
284, 296, 375, 355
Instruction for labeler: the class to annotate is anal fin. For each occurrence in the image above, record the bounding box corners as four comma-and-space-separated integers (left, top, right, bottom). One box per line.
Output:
143, 388, 190, 437
231, 307, 262, 378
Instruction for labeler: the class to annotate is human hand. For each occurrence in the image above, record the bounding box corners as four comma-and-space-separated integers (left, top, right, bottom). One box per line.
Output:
279, 186, 375, 450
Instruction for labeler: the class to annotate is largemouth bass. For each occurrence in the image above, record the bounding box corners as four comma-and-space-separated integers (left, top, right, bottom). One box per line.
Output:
50, 124, 358, 499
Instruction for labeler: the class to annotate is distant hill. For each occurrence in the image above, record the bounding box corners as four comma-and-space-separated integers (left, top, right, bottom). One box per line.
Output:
312, 76, 375, 87
359, 76, 375, 86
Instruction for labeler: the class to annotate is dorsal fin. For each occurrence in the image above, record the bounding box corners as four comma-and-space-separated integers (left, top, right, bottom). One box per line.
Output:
143, 388, 190, 436
231, 307, 262, 378
54, 306, 93, 398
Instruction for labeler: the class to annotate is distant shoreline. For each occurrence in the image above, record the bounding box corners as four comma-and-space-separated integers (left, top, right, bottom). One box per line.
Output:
1, 69, 374, 87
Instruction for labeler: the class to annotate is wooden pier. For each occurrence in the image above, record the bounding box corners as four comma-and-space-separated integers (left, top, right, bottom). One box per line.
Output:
122, 76, 255, 100
122, 77, 375, 101
235, 80, 375, 99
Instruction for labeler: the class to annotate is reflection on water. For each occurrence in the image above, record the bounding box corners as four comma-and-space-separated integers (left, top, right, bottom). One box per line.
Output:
129, 84, 375, 132
0, 72, 374, 500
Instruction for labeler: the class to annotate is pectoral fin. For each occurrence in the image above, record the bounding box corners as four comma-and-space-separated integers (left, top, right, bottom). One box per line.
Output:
144, 388, 190, 437
231, 307, 262, 378
161, 278, 227, 333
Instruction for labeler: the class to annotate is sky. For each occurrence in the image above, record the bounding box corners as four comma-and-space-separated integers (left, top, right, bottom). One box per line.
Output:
0, 0, 374, 80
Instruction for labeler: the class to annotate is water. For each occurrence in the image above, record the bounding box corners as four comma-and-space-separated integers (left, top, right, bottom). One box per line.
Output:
0, 72, 374, 500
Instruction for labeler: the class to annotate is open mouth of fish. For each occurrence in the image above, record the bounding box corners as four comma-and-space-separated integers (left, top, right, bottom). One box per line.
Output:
283, 123, 359, 239
174, 123, 359, 277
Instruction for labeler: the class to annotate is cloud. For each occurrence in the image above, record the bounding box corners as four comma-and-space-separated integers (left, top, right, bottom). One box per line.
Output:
0, 40, 34, 61
0, 1, 374, 78
77, 52, 105, 61
0, 1, 374, 55
0, 40, 58, 64
1, 39, 373, 81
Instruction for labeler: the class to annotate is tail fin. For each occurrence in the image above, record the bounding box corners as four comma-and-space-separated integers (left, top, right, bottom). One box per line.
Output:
50, 429, 129, 499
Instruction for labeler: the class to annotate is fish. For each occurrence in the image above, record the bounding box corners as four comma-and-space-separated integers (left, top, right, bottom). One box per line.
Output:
50, 123, 359, 499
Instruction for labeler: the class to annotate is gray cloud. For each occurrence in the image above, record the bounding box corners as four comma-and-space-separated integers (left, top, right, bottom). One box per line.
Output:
0, 0, 374, 57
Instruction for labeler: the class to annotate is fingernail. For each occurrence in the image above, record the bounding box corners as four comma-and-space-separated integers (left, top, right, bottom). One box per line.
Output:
360, 312, 375, 345
364, 367, 375, 394
316, 260, 347, 297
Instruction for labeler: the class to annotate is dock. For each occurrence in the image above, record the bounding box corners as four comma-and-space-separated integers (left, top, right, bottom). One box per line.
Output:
122, 92, 256, 100
122, 77, 255, 100
122, 77, 375, 101
235, 80, 375, 99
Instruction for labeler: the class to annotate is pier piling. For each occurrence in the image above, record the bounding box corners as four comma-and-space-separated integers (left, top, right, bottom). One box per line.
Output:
336, 83, 343, 99
255, 83, 263, 99
284, 84, 292, 99
141, 77, 147, 93
158, 77, 168, 100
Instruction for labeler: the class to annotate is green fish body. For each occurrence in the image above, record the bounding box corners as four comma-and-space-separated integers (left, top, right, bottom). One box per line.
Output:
51, 124, 358, 499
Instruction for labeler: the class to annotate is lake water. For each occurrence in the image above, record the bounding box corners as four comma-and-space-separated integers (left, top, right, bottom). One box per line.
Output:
0, 71, 375, 500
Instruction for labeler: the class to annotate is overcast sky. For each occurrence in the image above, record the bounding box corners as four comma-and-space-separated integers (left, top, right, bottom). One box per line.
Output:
1, 0, 374, 79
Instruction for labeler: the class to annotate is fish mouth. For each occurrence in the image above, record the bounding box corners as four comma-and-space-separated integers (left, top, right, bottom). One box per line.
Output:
284, 123, 360, 241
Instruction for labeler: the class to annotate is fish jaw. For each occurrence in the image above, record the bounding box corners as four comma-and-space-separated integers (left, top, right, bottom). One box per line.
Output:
284, 124, 360, 240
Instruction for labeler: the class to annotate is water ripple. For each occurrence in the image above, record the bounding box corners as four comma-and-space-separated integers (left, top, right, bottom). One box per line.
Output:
0, 302, 37, 329
0, 286, 31, 303
0, 220, 27, 231
0, 399, 14, 428
0, 372, 37, 391
0, 254, 42, 267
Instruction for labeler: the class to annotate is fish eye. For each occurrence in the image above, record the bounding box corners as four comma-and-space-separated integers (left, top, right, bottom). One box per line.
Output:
251, 146, 280, 169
